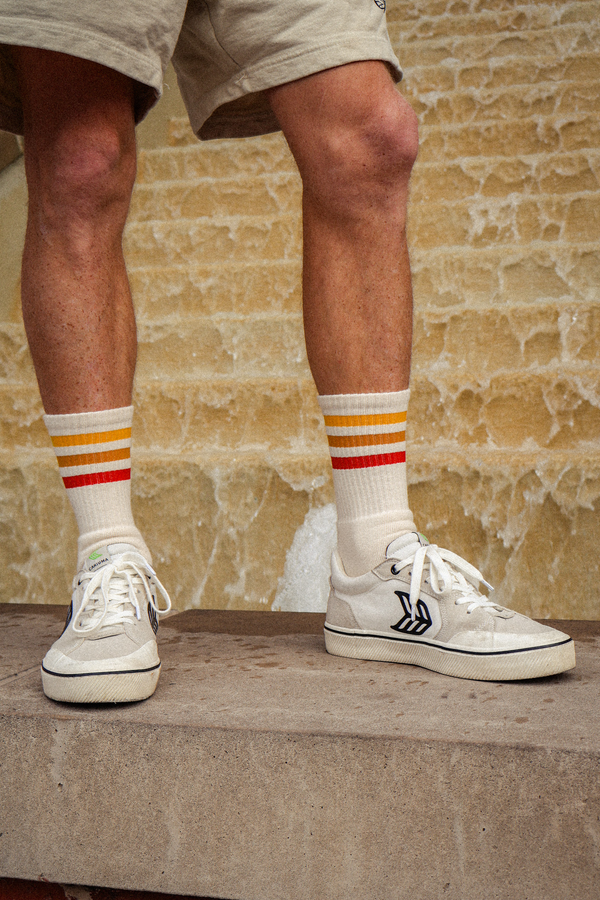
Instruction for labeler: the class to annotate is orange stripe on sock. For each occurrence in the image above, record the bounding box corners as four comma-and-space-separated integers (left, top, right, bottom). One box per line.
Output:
62, 469, 131, 489
323, 412, 406, 428
331, 451, 406, 470
327, 430, 405, 448
50, 427, 132, 448
56, 447, 131, 468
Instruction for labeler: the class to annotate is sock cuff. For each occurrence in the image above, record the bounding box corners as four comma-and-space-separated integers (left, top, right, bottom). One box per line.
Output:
43, 406, 134, 437
317, 390, 410, 416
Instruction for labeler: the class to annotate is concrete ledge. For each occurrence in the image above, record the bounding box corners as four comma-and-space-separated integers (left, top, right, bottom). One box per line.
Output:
1, 606, 599, 899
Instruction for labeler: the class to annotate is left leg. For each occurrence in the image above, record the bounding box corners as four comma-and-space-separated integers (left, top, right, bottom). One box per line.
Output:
268, 62, 576, 681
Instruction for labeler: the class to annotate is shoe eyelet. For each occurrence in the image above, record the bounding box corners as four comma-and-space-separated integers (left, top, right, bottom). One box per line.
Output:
390, 564, 399, 575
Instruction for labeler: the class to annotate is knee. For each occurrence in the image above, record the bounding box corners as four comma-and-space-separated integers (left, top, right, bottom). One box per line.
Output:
301, 91, 419, 216
26, 119, 136, 239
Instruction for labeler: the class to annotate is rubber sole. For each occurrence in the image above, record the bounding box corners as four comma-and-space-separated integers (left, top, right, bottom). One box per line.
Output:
324, 626, 576, 681
41, 663, 160, 703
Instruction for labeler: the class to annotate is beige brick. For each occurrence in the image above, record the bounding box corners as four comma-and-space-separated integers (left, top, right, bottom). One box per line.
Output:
500, 255, 573, 303
130, 175, 301, 222
418, 120, 561, 163
133, 379, 324, 454
411, 245, 596, 308
167, 117, 197, 147
411, 249, 502, 306
563, 195, 600, 241
410, 371, 600, 451
452, 59, 566, 91
124, 216, 302, 268
410, 195, 598, 250
560, 302, 600, 363
136, 316, 308, 381
537, 152, 600, 194
395, 24, 599, 68
0, 324, 35, 384
396, 6, 558, 43
411, 83, 600, 129
134, 455, 332, 611
410, 162, 482, 203
408, 452, 600, 619
412, 306, 563, 377
558, 115, 600, 151
0, 455, 77, 605
130, 262, 302, 320
0, 386, 46, 449
136, 320, 235, 380
138, 133, 296, 182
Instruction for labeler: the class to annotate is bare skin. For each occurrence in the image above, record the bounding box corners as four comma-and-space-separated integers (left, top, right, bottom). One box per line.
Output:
13, 48, 137, 414
269, 62, 417, 394
13, 51, 417, 413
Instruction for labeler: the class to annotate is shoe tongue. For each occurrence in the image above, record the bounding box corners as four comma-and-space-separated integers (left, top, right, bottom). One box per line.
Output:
385, 532, 429, 559
83, 544, 141, 573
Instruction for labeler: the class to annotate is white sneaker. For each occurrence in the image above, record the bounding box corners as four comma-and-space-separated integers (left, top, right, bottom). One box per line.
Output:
324, 533, 575, 681
42, 544, 171, 703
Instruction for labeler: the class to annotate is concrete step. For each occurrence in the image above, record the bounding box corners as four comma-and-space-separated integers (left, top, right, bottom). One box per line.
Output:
0, 878, 203, 899
0, 605, 598, 900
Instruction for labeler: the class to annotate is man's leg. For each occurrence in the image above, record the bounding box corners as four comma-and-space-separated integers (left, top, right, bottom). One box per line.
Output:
13, 49, 170, 703
268, 62, 575, 681
269, 62, 417, 576
14, 47, 137, 414
268, 62, 414, 398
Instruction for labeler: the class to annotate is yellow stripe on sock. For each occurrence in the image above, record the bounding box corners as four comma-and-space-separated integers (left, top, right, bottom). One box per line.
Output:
50, 427, 132, 448
323, 412, 406, 429
56, 447, 131, 468
327, 430, 405, 448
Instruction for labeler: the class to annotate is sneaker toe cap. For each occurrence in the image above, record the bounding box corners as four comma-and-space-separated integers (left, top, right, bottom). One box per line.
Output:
452, 627, 570, 652
42, 639, 160, 676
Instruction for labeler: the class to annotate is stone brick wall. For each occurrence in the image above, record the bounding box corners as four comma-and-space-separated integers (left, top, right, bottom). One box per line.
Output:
0, 0, 598, 617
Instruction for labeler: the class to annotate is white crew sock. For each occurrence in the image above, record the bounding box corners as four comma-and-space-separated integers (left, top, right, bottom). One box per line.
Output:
44, 406, 151, 568
318, 390, 416, 576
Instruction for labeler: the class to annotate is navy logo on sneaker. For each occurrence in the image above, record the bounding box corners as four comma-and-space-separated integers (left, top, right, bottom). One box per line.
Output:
374, 0, 386, 8
148, 594, 159, 634
391, 591, 432, 635
61, 601, 73, 634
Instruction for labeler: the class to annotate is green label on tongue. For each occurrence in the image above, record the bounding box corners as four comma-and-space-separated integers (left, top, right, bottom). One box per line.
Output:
418, 533, 429, 545
89, 550, 103, 560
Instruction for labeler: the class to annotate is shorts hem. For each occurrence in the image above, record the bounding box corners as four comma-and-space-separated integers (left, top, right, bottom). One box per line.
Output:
0, 14, 163, 131
191, 35, 402, 141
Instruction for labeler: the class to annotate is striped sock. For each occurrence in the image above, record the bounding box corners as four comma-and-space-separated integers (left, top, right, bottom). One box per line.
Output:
44, 406, 150, 568
318, 390, 416, 576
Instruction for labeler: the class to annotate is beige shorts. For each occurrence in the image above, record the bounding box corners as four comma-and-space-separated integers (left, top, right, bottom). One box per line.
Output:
0, 0, 401, 141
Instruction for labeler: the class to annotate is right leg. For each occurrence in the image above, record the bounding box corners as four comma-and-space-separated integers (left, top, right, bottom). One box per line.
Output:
13, 48, 170, 702
13, 47, 137, 414
13, 47, 149, 563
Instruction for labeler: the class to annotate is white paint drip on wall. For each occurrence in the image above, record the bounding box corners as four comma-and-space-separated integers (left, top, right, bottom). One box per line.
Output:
272, 503, 337, 613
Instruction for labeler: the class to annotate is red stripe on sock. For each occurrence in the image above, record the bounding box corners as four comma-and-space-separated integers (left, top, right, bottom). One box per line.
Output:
62, 469, 131, 489
331, 451, 406, 470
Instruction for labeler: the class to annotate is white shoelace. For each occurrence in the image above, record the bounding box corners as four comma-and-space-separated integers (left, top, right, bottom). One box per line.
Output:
71, 551, 172, 634
389, 543, 496, 622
